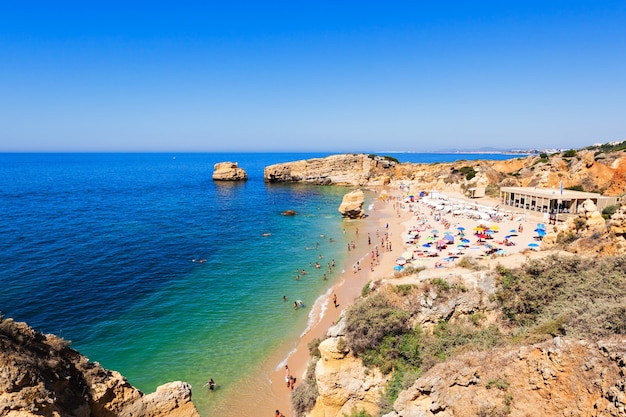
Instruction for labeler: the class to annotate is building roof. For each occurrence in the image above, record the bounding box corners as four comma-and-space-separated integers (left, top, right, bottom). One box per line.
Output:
500, 186, 605, 201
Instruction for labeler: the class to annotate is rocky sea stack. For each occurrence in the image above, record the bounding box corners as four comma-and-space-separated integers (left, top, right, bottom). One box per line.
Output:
212, 161, 248, 181
338, 189, 366, 219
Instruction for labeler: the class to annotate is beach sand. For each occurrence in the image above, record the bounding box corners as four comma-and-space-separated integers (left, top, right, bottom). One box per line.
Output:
217, 184, 555, 417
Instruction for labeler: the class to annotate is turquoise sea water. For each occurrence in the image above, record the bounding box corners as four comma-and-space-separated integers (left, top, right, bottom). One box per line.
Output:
0, 152, 522, 415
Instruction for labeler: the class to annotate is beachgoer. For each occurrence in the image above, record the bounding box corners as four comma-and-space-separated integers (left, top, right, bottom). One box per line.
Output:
285, 365, 291, 388
296, 274, 300, 281
283, 295, 287, 302
332, 293, 337, 307
203, 378, 216, 391
293, 301, 298, 310
323, 273, 327, 280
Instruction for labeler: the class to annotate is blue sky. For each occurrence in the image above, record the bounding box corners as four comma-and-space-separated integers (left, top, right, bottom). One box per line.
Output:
1, 1, 625, 152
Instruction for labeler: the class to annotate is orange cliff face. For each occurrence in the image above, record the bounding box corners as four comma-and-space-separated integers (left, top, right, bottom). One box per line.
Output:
393, 150, 626, 196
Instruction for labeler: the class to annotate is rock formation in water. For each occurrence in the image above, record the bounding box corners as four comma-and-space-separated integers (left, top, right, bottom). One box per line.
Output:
338, 189, 366, 219
0, 318, 199, 417
264, 154, 395, 186
212, 161, 248, 181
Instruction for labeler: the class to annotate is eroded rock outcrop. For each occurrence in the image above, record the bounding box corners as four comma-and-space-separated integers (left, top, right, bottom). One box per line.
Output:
309, 271, 499, 417
309, 331, 387, 417
385, 337, 626, 417
264, 154, 394, 186
0, 318, 199, 417
212, 161, 248, 181
338, 189, 366, 219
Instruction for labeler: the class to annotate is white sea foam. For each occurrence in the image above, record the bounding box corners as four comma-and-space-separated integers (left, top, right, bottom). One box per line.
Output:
300, 287, 332, 338
276, 347, 298, 371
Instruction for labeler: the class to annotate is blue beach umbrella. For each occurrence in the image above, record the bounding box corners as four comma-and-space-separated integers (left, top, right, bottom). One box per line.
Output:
510, 229, 516, 233
528, 243, 539, 248
422, 243, 431, 247
393, 265, 403, 271
457, 226, 465, 231
461, 238, 470, 243
444, 234, 455, 242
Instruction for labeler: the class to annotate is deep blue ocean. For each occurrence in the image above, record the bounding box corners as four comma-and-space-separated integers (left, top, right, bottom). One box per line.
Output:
0, 152, 522, 415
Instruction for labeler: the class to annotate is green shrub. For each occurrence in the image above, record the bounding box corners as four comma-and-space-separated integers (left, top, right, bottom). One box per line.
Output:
308, 338, 323, 358
343, 409, 375, 417
602, 204, 619, 220
563, 149, 577, 158
430, 277, 450, 293
457, 257, 485, 270
566, 184, 584, 192
486, 378, 510, 390
292, 360, 319, 416
344, 292, 410, 356
393, 284, 417, 296
361, 282, 373, 298
459, 166, 477, 180
494, 255, 626, 339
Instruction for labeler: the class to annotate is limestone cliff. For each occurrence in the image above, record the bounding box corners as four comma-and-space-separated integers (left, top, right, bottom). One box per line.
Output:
386, 337, 626, 417
264, 154, 395, 186
304, 261, 626, 417
394, 149, 626, 197
309, 332, 387, 417
263, 149, 626, 196
0, 318, 199, 417
338, 189, 366, 219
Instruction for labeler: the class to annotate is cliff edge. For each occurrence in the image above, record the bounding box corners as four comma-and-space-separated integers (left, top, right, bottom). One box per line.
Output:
0, 318, 199, 417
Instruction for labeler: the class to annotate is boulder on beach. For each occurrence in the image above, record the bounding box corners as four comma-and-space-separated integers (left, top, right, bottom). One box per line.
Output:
338, 189, 366, 219
212, 162, 248, 181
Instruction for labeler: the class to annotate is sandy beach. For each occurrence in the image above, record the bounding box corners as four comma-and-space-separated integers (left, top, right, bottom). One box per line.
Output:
221, 183, 554, 417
